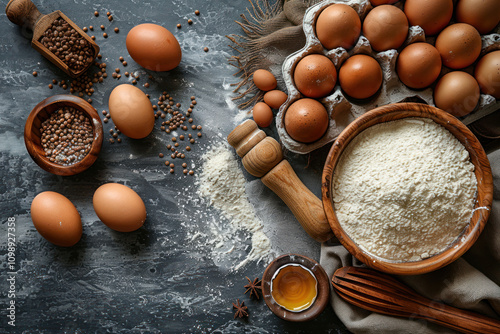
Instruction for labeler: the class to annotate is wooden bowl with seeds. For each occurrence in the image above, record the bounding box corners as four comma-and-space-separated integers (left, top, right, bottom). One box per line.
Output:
24, 94, 103, 176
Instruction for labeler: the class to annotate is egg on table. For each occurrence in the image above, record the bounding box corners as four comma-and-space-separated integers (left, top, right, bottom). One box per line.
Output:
93, 183, 147, 232
264, 90, 288, 109
126, 23, 181, 71
108, 84, 155, 139
253, 69, 277, 91
30, 191, 82, 247
253, 102, 273, 128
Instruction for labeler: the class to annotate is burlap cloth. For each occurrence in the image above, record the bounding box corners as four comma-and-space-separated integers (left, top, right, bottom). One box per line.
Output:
228, 1, 500, 332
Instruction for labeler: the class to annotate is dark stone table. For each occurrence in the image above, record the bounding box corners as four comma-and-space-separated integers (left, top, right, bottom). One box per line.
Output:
0, 0, 348, 332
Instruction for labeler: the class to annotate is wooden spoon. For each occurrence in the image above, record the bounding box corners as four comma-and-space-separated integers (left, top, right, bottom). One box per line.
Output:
5, 0, 99, 77
227, 119, 334, 242
332, 266, 500, 334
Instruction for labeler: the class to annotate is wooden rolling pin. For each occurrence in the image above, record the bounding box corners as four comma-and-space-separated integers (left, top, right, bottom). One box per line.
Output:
5, 0, 99, 77
227, 119, 334, 242
332, 267, 500, 334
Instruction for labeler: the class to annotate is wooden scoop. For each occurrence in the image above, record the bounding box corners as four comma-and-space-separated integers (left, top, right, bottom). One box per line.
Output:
5, 0, 99, 77
332, 266, 500, 334
227, 119, 334, 242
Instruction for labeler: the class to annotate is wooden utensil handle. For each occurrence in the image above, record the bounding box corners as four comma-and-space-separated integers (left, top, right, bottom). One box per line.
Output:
417, 300, 500, 334
262, 160, 334, 242
6, 0, 42, 31
228, 120, 333, 242
332, 267, 500, 334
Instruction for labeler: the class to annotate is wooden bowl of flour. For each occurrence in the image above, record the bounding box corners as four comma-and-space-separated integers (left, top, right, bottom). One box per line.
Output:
322, 103, 493, 275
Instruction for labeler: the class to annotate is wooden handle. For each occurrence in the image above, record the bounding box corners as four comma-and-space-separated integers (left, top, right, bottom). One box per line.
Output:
262, 160, 333, 242
227, 120, 333, 242
6, 0, 42, 31
332, 267, 500, 334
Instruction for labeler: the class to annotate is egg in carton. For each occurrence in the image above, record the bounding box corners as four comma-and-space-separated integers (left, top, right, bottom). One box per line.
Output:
276, 0, 500, 154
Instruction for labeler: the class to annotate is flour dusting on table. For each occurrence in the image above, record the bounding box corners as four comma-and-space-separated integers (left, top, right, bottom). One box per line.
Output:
196, 142, 271, 270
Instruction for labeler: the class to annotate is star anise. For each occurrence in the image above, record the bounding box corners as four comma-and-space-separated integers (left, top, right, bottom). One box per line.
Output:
232, 299, 248, 319
244, 276, 262, 299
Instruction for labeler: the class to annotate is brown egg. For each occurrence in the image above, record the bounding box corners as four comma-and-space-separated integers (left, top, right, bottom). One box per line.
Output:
253, 69, 277, 91
456, 0, 500, 34
363, 5, 408, 52
315, 4, 361, 50
284, 99, 329, 143
474, 51, 500, 99
397, 43, 442, 89
370, 0, 398, 5
30, 191, 82, 247
435, 24, 481, 70
253, 102, 273, 127
109, 84, 155, 139
434, 71, 480, 117
93, 183, 147, 232
339, 55, 383, 99
293, 54, 337, 98
264, 90, 288, 109
126, 24, 181, 71
404, 0, 453, 36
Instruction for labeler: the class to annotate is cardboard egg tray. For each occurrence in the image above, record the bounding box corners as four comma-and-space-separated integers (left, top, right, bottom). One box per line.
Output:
276, 0, 500, 154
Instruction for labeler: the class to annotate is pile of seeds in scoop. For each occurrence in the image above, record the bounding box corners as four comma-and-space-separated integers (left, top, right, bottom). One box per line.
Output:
39, 18, 94, 72
40, 107, 93, 165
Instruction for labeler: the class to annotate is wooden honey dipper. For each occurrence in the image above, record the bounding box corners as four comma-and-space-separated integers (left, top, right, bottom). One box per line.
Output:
227, 119, 334, 242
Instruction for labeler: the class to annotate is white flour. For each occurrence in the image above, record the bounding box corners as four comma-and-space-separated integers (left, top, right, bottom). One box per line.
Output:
196, 142, 271, 270
332, 118, 477, 262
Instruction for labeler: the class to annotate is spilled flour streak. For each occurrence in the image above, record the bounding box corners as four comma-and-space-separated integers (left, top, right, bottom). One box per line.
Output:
196, 142, 271, 270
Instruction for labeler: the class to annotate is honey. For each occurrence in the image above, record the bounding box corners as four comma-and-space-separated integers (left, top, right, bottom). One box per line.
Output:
271, 263, 317, 312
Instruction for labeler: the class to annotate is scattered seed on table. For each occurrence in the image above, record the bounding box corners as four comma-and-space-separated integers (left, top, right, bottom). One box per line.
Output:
144, 83, 150, 88
91, 35, 95, 40
104, 118, 108, 123
197, 132, 202, 137
182, 163, 187, 168
204, 47, 208, 52
195, 10, 200, 15
164, 160, 170, 166
103, 33, 108, 38
108, 15, 113, 21
174, 143, 179, 147
190, 139, 195, 144
119, 56, 124, 62
132, 79, 137, 84
117, 138, 122, 143
48, 84, 53, 89
169, 163, 174, 168
122, 61, 127, 66
106, 11, 111, 16
170, 169, 174, 174
114, 27, 119, 33
189, 170, 194, 175
183, 169, 188, 175
188, 19, 193, 25
90, 26, 94, 30
177, 24, 181, 29
100, 25, 105, 30
109, 138, 114, 143
94, 11, 99, 17
186, 146, 191, 151
83, 27, 88, 32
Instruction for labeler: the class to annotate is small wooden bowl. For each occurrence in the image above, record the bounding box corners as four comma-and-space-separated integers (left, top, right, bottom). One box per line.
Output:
322, 103, 494, 275
24, 94, 103, 176
262, 254, 330, 322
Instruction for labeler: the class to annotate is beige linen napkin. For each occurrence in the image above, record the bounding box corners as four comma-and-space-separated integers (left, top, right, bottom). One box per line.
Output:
229, 0, 500, 332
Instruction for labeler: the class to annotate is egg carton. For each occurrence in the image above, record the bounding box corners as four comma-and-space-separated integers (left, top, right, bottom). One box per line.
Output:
276, 0, 500, 154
